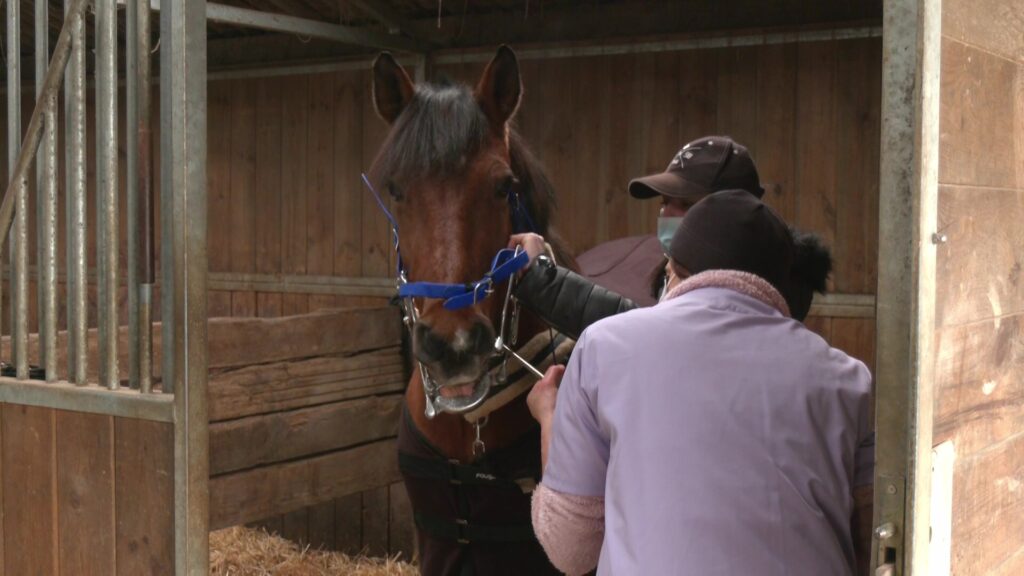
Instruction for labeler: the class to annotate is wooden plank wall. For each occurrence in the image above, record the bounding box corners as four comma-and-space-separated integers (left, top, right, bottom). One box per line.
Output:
188, 35, 882, 365
933, 3, 1024, 575
0, 405, 174, 575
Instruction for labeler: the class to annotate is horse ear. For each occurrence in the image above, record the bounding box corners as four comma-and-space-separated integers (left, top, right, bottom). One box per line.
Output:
475, 45, 522, 129
373, 52, 415, 124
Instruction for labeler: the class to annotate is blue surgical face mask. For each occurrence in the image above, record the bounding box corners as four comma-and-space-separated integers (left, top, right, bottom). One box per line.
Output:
657, 216, 684, 254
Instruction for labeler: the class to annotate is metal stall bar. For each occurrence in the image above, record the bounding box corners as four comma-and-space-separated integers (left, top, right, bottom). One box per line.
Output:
65, 0, 88, 385
3, 0, 17, 375
36, 0, 59, 382
97, 0, 119, 390
7, 0, 27, 379
128, 0, 156, 393
1, 0, 90, 381
127, 0, 139, 389
161, 0, 209, 571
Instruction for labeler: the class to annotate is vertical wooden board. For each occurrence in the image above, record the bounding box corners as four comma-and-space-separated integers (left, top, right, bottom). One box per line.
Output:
254, 77, 284, 291
308, 501, 336, 551
575, 57, 611, 248
114, 417, 174, 576
2, 404, 57, 576
941, 0, 1024, 83
388, 482, 415, 561
334, 493, 364, 555
677, 48, 720, 142
257, 293, 283, 318
307, 74, 337, 313
230, 79, 259, 315
281, 507, 309, 546
833, 38, 882, 294
207, 290, 233, 318
56, 411, 115, 576
362, 69, 391, 278
716, 46, 759, 154
599, 54, 637, 242
830, 317, 876, 371
334, 70, 365, 279
795, 41, 838, 292
624, 53, 657, 237
231, 291, 256, 318
307, 74, 336, 279
804, 315, 833, 343
949, 433, 1024, 575
935, 186, 1024, 327
362, 486, 390, 557
252, 515, 283, 536
207, 81, 233, 274
938, 38, 1019, 189
755, 42, 799, 222
281, 75, 310, 280
282, 294, 310, 316
529, 59, 573, 246
932, 314, 1024, 456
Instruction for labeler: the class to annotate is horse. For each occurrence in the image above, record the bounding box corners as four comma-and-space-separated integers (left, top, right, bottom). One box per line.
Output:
369, 47, 574, 575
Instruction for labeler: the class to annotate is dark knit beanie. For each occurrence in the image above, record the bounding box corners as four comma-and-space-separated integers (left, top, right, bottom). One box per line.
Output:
669, 189, 794, 293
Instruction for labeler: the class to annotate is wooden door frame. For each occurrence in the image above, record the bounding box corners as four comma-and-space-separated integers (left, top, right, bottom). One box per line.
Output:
872, 0, 941, 574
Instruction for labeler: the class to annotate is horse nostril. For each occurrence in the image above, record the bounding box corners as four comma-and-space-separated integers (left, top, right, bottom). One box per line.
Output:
470, 322, 496, 355
415, 324, 447, 364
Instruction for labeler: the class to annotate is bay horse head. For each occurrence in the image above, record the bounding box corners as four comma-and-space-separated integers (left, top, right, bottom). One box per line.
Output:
370, 47, 565, 422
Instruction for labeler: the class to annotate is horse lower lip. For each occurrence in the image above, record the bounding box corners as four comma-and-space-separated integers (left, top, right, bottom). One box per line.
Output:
439, 383, 477, 398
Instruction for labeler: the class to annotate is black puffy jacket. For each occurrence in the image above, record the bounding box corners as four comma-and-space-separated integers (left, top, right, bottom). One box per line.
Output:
513, 255, 643, 340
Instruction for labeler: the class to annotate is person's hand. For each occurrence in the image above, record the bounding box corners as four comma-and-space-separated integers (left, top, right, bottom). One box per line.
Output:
508, 233, 548, 265
528, 364, 564, 427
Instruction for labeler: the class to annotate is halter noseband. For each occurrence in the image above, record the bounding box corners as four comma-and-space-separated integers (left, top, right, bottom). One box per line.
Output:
362, 174, 538, 420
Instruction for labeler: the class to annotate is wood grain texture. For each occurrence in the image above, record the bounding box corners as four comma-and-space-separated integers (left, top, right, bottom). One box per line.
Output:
209, 394, 402, 475
935, 186, 1024, 327
334, 493, 364, 555
281, 75, 311, 314
208, 348, 405, 421
210, 439, 401, 530
833, 38, 881, 294
795, 41, 838, 286
388, 482, 415, 560
939, 39, 1020, 189
1, 405, 57, 576
56, 411, 115, 576
756, 43, 798, 223
114, 417, 174, 576
942, 0, 1024, 63
255, 77, 285, 320
933, 313, 1024, 457
362, 486, 389, 558
949, 433, 1024, 575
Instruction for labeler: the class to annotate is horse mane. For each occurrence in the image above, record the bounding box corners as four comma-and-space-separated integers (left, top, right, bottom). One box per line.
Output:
370, 80, 577, 270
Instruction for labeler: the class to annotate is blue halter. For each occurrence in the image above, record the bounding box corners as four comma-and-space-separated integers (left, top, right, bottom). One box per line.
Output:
361, 173, 536, 311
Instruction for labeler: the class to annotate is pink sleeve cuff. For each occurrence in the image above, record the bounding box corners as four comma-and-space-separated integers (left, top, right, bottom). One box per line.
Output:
532, 483, 604, 576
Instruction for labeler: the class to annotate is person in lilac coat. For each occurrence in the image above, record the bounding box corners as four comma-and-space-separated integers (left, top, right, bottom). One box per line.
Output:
528, 190, 874, 576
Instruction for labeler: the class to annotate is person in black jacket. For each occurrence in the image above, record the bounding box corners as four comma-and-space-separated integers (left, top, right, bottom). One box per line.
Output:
510, 136, 834, 338
511, 136, 765, 339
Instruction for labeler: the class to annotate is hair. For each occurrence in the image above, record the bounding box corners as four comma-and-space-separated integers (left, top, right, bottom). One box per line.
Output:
787, 228, 833, 321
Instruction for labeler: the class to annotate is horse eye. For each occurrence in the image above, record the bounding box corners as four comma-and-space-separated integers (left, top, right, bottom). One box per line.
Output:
387, 181, 403, 200
495, 176, 518, 198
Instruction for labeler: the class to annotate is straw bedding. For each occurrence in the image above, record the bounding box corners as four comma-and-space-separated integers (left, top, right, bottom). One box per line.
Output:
210, 526, 417, 576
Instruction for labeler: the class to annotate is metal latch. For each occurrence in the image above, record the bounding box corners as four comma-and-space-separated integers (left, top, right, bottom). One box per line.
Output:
873, 474, 906, 575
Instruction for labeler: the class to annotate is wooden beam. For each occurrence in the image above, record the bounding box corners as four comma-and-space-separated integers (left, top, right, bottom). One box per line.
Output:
209, 393, 402, 475
209, 439, 401, 530
118, 0, 427, 53
347, 0, 441, 45
208, 348, 405, 421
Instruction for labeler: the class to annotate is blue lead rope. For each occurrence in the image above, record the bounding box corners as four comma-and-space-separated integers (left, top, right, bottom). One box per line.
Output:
361, 173, 534, 311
